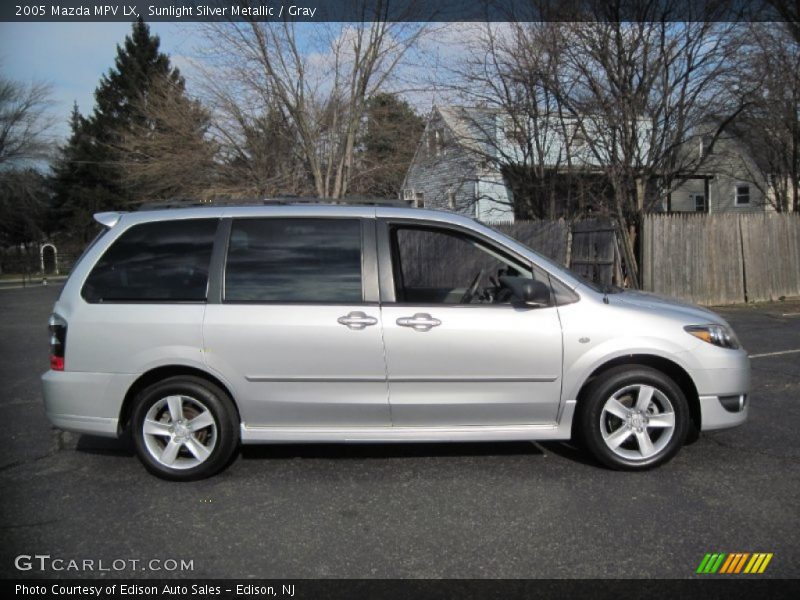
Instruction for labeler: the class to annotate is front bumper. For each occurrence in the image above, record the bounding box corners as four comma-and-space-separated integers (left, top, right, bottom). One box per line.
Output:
698, 394, 749, 431
687, 349, 751, 431
41, 370, 135, 438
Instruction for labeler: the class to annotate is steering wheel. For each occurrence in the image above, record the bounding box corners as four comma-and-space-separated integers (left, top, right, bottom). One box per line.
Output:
460, 269, 485, 304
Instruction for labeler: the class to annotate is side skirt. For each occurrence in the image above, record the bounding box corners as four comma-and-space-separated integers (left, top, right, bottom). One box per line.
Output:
240, 400, 576, 444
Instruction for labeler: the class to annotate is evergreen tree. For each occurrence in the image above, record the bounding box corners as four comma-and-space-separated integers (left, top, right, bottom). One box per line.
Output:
51, 19, 185, 238
50, 103, 106, 242
351, 93, 424, 198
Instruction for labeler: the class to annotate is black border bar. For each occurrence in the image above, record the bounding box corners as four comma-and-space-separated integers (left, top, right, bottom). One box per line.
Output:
1, 1, 793, 23
5, 579, 800, 600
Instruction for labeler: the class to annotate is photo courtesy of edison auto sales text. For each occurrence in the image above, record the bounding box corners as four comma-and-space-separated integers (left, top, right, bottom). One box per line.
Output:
15, 584, 295, 596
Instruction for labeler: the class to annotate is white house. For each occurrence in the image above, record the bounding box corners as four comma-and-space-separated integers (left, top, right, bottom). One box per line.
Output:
402, 106, 777, 223
664, 128, 775, 213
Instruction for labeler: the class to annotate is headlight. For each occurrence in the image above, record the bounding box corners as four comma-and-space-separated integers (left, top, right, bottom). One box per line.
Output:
684, 324, 740, 349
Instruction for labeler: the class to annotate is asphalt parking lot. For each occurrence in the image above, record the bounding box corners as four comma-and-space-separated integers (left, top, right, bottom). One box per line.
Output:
1, 285, 798, 579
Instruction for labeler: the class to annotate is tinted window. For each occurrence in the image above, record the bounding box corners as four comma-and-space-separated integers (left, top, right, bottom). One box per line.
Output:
225, 218, 362, 303
82, 219, 217, 302
392, 226, 536, 304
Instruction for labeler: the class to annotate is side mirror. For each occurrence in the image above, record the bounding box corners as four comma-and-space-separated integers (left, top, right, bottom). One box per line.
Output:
499, 276, 551, 307
518, 280, 551, 307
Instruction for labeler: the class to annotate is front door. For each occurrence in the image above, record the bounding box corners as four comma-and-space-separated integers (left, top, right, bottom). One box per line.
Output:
378, 222, 564, 427
203, 217, 390, 428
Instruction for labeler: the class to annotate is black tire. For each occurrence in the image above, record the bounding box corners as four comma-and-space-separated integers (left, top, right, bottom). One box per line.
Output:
131, 376, 239, 481
577, 366, 689, 471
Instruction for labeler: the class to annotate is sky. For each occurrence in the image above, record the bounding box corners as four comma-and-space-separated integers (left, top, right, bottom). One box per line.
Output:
0, 21, 207, 142
0, 20, 471, 148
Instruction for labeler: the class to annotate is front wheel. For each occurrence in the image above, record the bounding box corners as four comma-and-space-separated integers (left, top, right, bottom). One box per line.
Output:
577, 366, 690, 470
131, 376, 239, 481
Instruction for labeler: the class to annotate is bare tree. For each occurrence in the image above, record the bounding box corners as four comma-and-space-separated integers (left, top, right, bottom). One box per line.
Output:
113, 75, 219, 203
767, 0, 800, 44
0, 76, 54, 165
446, 22, 607, 220
449, 12, 747, 285
730, 22, 800, 212
202, 88, 312, 198
0, 76, 53, 259
199, 3, 427, 198
0, 168, 49, 251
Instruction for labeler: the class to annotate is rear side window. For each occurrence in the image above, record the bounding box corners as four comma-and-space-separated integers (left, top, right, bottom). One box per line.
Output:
224, 218, 362, 303
82, 219, 218, 303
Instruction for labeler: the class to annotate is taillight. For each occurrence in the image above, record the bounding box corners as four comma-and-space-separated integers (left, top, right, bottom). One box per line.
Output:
48, 314, 67, 371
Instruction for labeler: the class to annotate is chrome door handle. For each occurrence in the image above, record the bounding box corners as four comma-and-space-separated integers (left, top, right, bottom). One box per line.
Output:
337, 311, 378, 330
396, 313, 442, 332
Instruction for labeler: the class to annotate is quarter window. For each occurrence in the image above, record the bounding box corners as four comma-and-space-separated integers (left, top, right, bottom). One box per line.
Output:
224, 218, 363, 303
82, 219, 218, 303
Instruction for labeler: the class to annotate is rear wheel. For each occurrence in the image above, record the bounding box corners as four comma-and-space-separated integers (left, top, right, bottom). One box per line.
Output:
578, 366, 689, 470
131, 376, 239, 481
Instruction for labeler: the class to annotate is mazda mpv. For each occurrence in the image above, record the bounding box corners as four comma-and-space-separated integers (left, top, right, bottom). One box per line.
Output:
42, 204, 750, 480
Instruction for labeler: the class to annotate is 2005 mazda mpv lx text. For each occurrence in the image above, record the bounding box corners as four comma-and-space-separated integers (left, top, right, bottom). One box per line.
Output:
42, 203, 750, 480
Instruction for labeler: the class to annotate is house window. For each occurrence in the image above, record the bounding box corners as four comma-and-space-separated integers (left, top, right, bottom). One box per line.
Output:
426, 129, 436, 157
402, 189, 415, 204
435, 129, 446, 157
427, 128, 446, 158
693, 194, 706, 212
415, 192, 425, 208
572, 123, 587, 150
735, 184, 750, 206
447, 188, 456, 210
699, 135, 713, 159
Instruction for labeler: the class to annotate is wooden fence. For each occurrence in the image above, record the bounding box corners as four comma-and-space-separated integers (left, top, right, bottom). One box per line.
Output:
564, 218, 621, 289
498, 218, 622, 287
641, 213, 800, 305
494, 219, 571, 265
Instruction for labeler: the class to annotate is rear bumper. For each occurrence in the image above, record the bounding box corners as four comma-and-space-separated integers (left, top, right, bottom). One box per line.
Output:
41, 370, 134, 438
46, 413, 119, 437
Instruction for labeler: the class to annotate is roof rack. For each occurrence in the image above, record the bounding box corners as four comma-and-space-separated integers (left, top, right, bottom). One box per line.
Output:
135, 196, 412, 211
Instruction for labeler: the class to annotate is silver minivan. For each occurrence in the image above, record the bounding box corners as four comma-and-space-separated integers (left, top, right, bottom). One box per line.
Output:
42, 204, 749, 480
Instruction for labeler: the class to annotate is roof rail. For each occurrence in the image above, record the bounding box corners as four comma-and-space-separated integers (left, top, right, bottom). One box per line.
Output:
135, 200, 208, 211
135, 197, 412, 211
265, 196, 412, 207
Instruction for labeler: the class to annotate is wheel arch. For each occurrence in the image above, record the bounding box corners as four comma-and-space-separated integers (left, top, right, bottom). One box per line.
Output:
572, 354, 700, 437
118, 365, 241, 435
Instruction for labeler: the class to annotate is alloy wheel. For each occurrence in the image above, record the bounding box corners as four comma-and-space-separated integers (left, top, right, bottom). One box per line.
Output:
142, 395, 218, 470
599, 384, 676, 461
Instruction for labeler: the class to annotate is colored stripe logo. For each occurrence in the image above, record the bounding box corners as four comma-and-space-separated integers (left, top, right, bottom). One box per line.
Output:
696, 552, 773, 574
